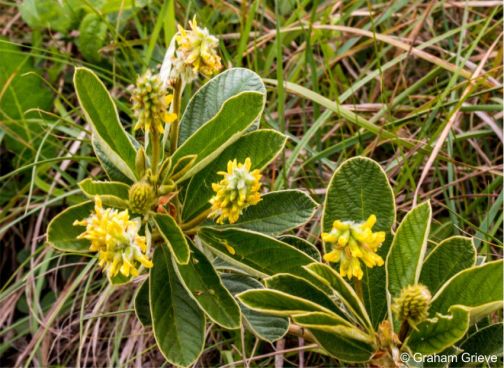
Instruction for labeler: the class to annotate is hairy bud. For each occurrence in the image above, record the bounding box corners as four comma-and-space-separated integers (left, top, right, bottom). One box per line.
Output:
393, 284, 431, 326
129, 182, 155, 214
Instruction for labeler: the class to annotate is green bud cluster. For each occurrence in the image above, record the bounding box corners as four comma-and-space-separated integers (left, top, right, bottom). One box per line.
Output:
129, 182, 155, 214
392, 284, 432, 326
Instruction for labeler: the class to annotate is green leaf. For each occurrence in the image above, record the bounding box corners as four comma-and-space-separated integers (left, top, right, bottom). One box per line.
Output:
153, 214, 190, 265
0, 39, 53, 163
198, 227, 315, 278
304, 263, 372, 331
19, 0, 80, 33
221, 274, 288, 343
229, 190, 318, 233
430, 260, 503, 318
78, 178, 130, 208
182, 129, 286, 222
420, 236, 476, 293
295, 322, 375, 362
457, 323, 503, 359
278, 235, 321, 261
92, 136, 135, 183
172, 92, 265, 181
179, 68, 265, 145
134, 279, 151, 326
322, 156, 395, 328
172, 242, 241, 329
77, 14, 107, 62
237, 289, 338, 317
386, 201, 432, 300
149, 246, 205, 367
47, 201, 94, 252
74, 67, 137, 182
292, 311, 350, 327
405, 306, 470, 355
83, 0, 148, 13
265, 274, 346, 319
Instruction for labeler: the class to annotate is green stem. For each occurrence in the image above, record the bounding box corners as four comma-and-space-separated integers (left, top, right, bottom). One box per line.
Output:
354, 278, 364, 302
169, 78, 182, 153
180, 208, 212, 231
151, 129, 160, 177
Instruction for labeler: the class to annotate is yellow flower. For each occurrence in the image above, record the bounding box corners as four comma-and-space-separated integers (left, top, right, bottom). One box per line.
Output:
209, 158, 262, 224
322, 214, 386, 280
175, 16, 222, 77
73, 196, 153, 279
131, 69, 177, 133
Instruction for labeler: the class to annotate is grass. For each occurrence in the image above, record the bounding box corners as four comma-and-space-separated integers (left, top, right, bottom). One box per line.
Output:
0, 0, 502, 366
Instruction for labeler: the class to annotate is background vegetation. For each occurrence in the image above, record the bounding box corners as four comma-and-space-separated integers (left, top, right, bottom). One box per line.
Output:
0, 0, 502, 366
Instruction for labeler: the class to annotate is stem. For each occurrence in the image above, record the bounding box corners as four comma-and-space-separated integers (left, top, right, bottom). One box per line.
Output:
180, 208, 212, 231
169, 78, 182, 153
151, 129, 160, 177
354, 278, 364, 302
398, 320, 411, 345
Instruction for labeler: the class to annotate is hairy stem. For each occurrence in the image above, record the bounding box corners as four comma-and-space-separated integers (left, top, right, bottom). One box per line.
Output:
354, 278, 364, 302
169, 78, 183, 154
180, 208, 212, 231
151, 129, 160, 178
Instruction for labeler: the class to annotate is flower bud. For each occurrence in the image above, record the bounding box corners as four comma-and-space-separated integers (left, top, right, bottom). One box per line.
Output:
129, 182, 155, 214
392, 284, 431, 326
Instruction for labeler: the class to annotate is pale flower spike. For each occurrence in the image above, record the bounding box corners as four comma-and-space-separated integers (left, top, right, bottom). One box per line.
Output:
209, 158, 262, 224
131, 69, 177, 134
73, 196, 153, 280
322, 214, 386, 280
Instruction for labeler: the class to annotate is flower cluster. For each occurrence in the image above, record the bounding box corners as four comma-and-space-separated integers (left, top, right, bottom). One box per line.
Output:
131, 69, 177, 134
322, 214, 386, 280
392, 284, 431, 327
209, 158, 262, 224
175, 17, 222, 78
73, 196, 153, 279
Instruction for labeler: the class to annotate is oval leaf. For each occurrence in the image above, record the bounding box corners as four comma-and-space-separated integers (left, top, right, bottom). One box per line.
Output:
420, 236, 476, 294
456, 322, 503, 360
198, 227, 315, 279
386, 201, 432, 301
304, 263, 372, 331
179, 68, 265, 144
150, 246, 205, 367
231, 190, 318, 234
172, 242, 241, 329
182, 130, 286, 222
405, 306, 470, 355
222, 274, 289, 343
430, 260, 503, 317
323, 156, 395, 328
74, 67, 137, 182
79, 178, 130, 208
237, 289, 335, 317
47, 201, 93, 252
278, 235, 321, 261
153, 213, 190, 265
265, 274, 347, 319
134, 279, 151, 326
172, 91, 265, 181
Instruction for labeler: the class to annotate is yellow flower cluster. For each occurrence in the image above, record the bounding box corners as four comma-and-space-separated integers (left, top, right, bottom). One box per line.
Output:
209, 158, 262, 224
73, 196, 153, 279
131, 70, 177, 134
322, 214, 386, 280
175, 17, 222, 78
